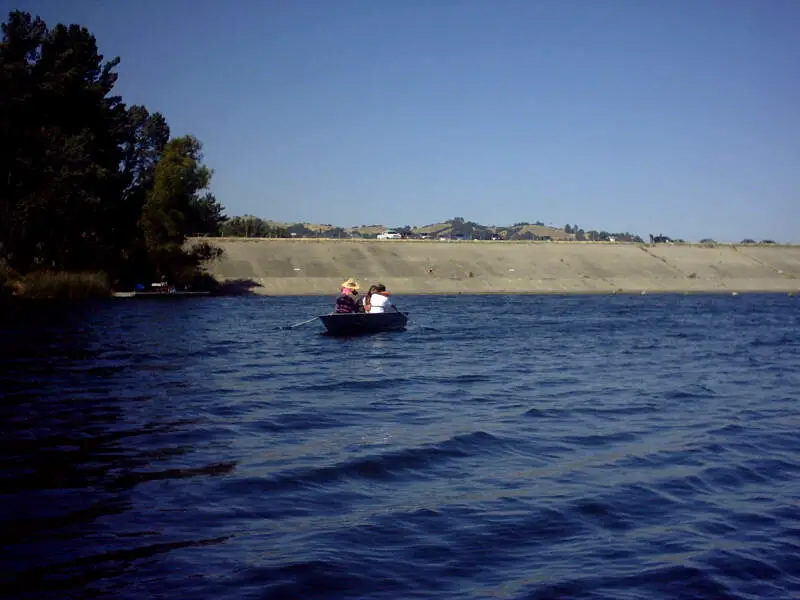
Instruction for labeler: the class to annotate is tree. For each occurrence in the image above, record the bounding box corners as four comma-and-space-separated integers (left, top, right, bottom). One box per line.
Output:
0, 11, 125, 272
219, 216, 290, 238
109, 105, 170, 278
187, 192, 226, 236
118, 106, 169, 229
139, 135, 214, 280
0, 12, 49, 254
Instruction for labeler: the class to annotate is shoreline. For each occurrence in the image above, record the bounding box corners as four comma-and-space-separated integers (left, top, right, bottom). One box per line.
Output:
8, 239, 797, 300
212, 286, 797, 297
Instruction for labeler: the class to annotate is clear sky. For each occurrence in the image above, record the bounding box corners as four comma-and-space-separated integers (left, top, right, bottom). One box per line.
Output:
4, 0, 799, 242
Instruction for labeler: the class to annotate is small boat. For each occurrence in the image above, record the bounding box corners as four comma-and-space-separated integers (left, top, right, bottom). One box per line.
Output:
319, 311, 408, 336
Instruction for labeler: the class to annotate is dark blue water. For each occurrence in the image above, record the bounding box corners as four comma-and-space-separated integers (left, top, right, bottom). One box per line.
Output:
1, 294, 799, 599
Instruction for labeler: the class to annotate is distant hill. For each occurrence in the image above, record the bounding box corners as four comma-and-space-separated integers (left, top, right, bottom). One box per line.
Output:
218, 216, 644, 243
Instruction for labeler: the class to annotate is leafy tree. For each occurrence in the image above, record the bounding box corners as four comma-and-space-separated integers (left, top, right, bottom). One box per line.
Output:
188, 192, 226, 235
111, 105, 170, 278
1, 12, 124, 272
242, 216, 270, 237
139, 135, 215, 280
287, 223, 313, 237
221, 216, 288, 238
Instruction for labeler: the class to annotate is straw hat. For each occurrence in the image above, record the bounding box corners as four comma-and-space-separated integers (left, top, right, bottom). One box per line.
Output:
340, 277, 360, 290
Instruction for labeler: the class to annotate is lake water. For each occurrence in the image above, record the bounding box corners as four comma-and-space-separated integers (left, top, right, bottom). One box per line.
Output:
1, 293, 799, 599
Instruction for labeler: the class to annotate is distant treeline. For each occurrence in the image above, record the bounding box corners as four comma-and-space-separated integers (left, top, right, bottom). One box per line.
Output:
0, 10, 227, 296
218, 216, 289, 238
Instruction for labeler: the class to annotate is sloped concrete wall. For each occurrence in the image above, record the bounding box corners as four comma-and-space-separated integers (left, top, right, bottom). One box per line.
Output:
195, 238, 800, 295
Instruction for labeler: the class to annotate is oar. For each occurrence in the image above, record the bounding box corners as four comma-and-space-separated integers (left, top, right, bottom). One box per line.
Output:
281, 316, 319, 330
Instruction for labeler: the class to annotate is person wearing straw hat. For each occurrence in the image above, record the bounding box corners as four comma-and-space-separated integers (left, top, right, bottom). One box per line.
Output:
334, 277, 361, 313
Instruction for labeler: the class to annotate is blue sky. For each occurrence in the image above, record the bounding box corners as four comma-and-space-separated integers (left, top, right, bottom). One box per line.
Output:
5, 0, 799, 242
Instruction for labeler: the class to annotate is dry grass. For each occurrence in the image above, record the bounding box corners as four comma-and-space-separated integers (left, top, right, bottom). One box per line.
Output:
16, 271, 110, 299
0, 264, 21, 297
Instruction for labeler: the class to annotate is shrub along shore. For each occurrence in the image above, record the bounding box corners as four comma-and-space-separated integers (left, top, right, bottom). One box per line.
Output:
1, 268, 110, 300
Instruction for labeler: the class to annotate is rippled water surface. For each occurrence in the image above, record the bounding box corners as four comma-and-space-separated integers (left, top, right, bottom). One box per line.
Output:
1, 293, 799, 599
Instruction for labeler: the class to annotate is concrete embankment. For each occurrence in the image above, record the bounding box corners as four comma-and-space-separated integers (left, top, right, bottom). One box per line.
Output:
194, 238, 800, 295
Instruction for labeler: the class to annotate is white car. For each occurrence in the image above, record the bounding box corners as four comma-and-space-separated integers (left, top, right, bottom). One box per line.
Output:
377, 230, 402, 240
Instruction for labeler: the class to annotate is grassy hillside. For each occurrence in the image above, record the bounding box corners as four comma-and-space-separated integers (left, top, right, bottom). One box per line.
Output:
227, 217, 643, 242
345, 220, 576, 240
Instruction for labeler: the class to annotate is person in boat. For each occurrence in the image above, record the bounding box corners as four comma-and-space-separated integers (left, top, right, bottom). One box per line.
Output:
334, 278, 361, 313
366, 283, 398, 313
359, 285, 378, 313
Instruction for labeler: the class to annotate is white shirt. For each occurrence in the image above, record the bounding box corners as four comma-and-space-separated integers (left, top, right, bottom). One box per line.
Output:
368, 293, 395, 313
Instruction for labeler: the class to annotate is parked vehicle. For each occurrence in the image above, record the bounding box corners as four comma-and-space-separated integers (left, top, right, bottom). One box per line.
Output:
377, 230, 402, 239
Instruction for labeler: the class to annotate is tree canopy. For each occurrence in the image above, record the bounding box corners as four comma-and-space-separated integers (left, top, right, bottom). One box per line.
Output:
0, 10, 226, 288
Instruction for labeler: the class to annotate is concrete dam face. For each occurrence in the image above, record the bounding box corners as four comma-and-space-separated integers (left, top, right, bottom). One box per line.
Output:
195, 238, 800, 295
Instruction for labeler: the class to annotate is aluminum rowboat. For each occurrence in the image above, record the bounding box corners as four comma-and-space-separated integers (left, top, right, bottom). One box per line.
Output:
319, 311, 408, 336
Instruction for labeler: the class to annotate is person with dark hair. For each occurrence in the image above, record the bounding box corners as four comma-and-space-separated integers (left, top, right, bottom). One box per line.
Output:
366, 283, 397, 313
359, 285, 378, 313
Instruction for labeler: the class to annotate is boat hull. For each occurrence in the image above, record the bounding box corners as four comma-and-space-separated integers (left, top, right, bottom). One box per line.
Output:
319, 311, 408, 336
